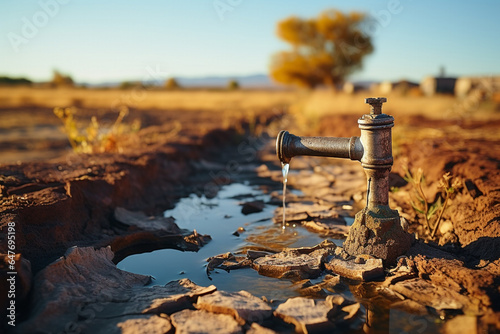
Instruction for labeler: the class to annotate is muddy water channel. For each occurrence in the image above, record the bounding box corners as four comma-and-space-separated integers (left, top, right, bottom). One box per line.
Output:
118, 177, 444, 333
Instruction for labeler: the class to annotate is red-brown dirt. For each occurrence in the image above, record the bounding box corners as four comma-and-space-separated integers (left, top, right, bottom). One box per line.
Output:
1, 95, 499, 331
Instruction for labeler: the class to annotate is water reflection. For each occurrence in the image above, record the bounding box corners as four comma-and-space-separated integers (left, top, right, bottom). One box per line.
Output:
118, 183, 327, 300
349, 281, 442, 334
242, 222, 324, 253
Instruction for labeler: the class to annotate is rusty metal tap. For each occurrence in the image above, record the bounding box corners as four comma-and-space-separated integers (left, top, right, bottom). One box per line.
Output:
276, 97, 412, 264
276, 97, 392, 210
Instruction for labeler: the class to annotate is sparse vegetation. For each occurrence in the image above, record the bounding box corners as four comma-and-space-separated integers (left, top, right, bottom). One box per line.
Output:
431, 172, 462, 238
227, 79, 240, 90
165, 77, 181, 90
403, 166, 462, 239
119, 81, 143, 90
0, 76, 32, 86
53, 106, 140, 153
51, 70, 74, 88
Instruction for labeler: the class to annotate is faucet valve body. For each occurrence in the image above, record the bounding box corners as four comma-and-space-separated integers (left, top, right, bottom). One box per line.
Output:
276, 97, 412, 265
358, 99, 394, 209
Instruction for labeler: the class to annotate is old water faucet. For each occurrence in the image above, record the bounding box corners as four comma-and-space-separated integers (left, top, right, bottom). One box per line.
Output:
276, 97, 412, 264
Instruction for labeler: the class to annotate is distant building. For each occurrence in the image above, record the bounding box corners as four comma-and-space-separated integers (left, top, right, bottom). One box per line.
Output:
370, 80, 419, 95
420, 76, 457, 96
342, 81, 375, 94
455, 76, 500, 98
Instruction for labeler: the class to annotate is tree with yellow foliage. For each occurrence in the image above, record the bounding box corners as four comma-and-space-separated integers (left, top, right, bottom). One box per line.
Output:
51, 70, 74, 87
270, 10, 373, 89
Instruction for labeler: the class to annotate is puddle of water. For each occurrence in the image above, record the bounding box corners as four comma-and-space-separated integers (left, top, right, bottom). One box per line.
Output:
118, 183, 327, 300
344, 216, 355, 226
117, 182, 445, 332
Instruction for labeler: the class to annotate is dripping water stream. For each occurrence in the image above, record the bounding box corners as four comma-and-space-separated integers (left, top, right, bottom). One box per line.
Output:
281, 162, 289, 230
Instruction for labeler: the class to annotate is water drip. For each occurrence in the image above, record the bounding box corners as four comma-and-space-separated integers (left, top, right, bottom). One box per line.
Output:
281, 162, 289, 230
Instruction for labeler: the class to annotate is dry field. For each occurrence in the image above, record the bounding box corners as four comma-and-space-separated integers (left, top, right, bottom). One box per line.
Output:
1, 86, 498, 165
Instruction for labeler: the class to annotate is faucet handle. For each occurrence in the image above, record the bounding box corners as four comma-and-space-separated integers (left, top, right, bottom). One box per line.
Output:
365, 97, 387, 115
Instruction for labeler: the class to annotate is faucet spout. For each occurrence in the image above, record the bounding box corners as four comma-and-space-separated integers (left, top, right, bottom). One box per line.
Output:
276, 131, 363, 164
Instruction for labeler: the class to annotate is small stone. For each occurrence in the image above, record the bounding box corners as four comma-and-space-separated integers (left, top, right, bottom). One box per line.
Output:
252, 251, 323, 279
78, 314, 173, 334
246, 250, 273, 260
232, 227, 246, 236
298, 284, 327, 298
274, 297, 335, 333
284, 240, 336, 254
114, 207, 183, 234
117, 315, 172, 334
207, 253, 234, 273
439, 220, 454, 235
247, 323, 277, 334
196, 290, 272, 324
319, 275, 344, 292
302, 219, 350, 237
207, 253, 251, 274
241, 201, 265, 215
251, 241, 335, 279
91, 279, 217, 318
390, 278, 469, 311
171, 309, 242, 334
325, 257, 384, 281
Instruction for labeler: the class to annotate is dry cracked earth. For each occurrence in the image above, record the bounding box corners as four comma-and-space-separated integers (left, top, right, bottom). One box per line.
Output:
1, 106, 499, 333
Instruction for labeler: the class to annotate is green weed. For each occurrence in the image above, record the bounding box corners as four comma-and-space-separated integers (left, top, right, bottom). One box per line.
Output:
403, 166, 461, 238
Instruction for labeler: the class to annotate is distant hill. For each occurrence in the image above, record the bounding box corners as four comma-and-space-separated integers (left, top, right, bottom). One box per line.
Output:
175, 74, 276, 88
88, 74, 278, 89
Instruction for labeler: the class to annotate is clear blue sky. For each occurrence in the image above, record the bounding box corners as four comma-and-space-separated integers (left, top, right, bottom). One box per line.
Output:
1, 0, 499, 84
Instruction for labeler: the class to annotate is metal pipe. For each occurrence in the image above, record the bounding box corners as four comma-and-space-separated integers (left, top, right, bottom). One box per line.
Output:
276, 131, 363, 164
